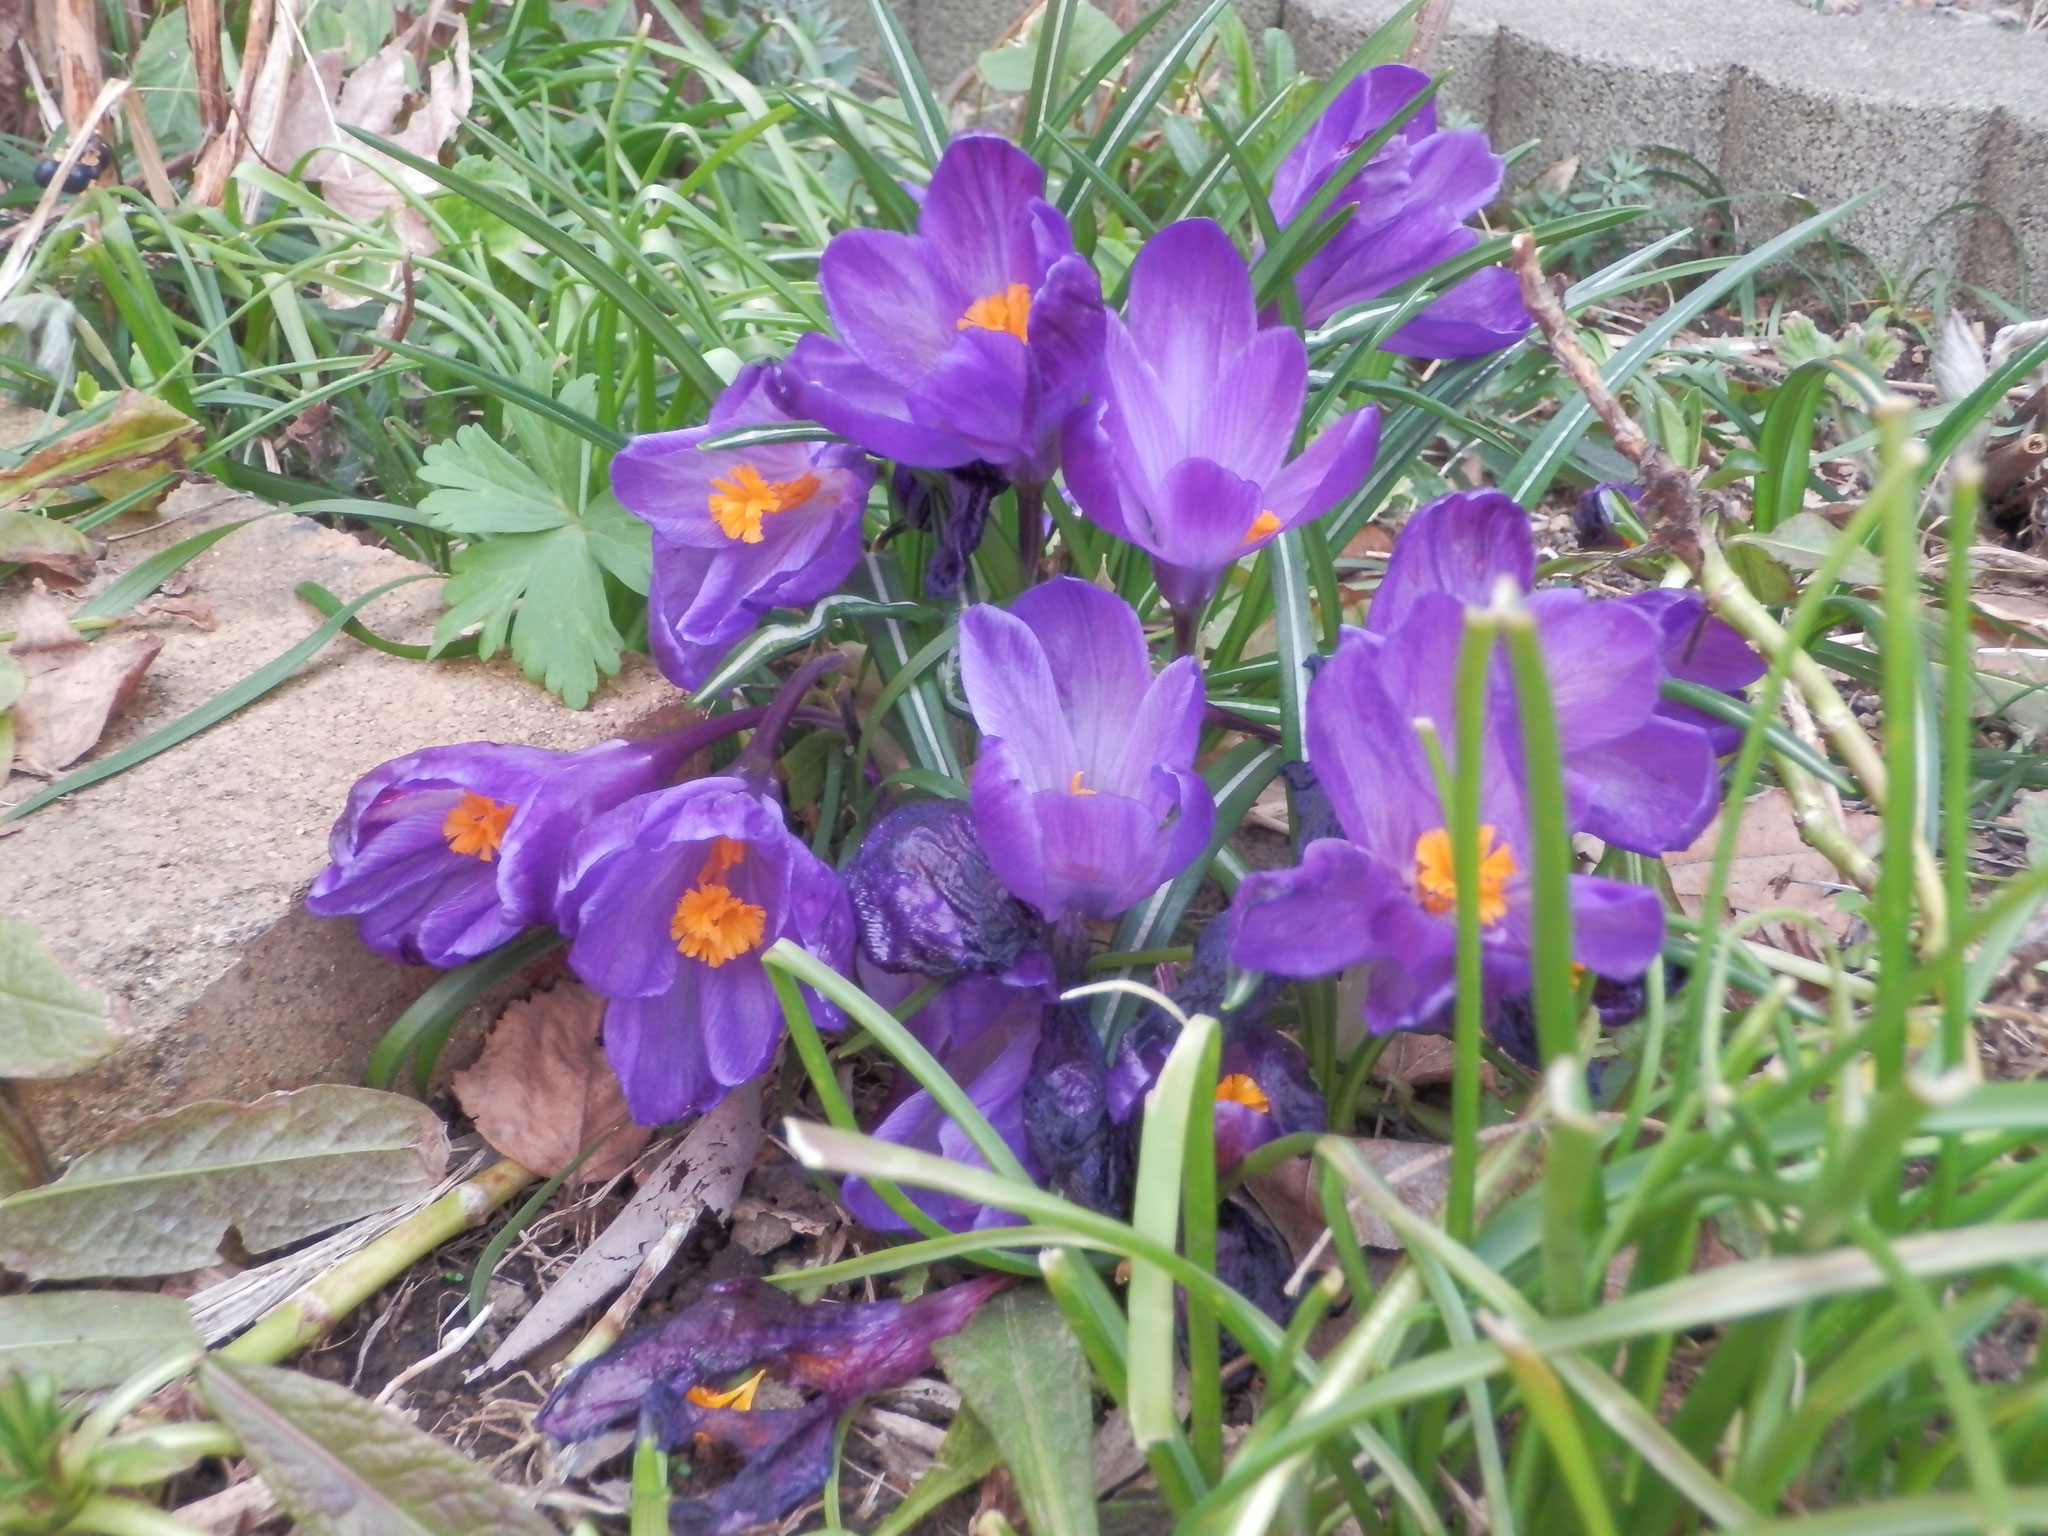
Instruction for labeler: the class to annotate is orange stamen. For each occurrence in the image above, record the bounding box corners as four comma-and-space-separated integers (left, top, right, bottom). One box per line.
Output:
671, 840, 768, 969
1215, 1074, 1271, 1113
1243, 509, 1283, 544
1413, 825, 1517, 927
686, 1368, 766, 1412
443, 792, 515, 861
957, 282, 1032, 342
708, 463, 822, 544
1069, 770, 1096, 796
697, 836, 747, 883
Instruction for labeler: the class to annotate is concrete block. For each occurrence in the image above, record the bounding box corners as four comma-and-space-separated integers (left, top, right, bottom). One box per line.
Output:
1, 485, 676, 1158
1276, 0, 2048, 300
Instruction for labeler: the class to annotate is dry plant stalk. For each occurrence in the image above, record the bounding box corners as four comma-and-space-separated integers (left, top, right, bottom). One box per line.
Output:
51, 0, 101, 139
191, 0, 276, 208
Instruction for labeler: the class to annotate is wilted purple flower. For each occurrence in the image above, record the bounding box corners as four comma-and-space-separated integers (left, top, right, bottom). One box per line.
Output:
556, 775, 854, 1124
1226, 597, 1667, 1035
1107, 1008, 1324, 1173
1573, 479, 1642, 550
787, 136, 1104, 485
306, 727, 717, 967
539, 1275, 1004, 1536
842, 971, 1049, 1232
958, 578, 1213, 921
845, 800, 1042, 979
1061, 219, 1380, 619
611, 363, 877, 692
891, 461, 1009, 600
1022, 1002, 1125, 1215
1272, 64, 1529, 349
1368, 490, 1746, 854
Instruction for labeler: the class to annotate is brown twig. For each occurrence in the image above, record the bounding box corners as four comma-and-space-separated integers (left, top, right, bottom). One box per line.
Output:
1510, 231, 1703, 568
190, 0, 274, 208
186, 0, 227, 151
51, 0, 103, 140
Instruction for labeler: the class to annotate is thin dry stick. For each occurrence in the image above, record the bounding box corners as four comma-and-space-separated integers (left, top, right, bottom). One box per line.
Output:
51, 0, 104, 139
190, 0, 275, 208
0, 78, 130, 305
186, 0, 228, 148
119, 92, 178, 208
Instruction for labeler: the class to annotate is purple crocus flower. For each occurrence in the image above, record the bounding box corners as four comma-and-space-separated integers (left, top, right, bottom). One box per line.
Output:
1272, 64, 1529, 350
555, 775, 854, 1124
1060, 219, 1381, 620
957, 578, 1213, 922
611, 363, 877, 692
1622, 588, 1768, 756
306, 729, 710, 967
539, 1275, 1004, 1536
1226, 596, 1667, 1035
1108, 1009, 1324, 1173
786, 135, 1105, 485
1368, 490, 1748, 854
841, 971, 1049, 1232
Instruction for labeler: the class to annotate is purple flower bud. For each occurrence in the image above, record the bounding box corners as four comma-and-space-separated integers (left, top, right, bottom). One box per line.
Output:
1573, 480, 1642, 550
845, 801, 1042, 978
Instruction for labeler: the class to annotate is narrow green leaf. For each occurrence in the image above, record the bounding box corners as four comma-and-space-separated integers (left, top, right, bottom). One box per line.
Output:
0, 576, 428, 825
690, 594, 932, 703
869, 1405, 1000, 1536
861, 0, 947, 164
931, 1287, 1101, 1536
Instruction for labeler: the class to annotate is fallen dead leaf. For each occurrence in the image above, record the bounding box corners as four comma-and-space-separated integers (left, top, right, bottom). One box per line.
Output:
1664, 786, 1883, 944
7, 585, 161, 777
266, 27, 472, 255
1372, 1031, 1457, 1088
451, 982, 651, 1186
1246, 1137, 1455, 1256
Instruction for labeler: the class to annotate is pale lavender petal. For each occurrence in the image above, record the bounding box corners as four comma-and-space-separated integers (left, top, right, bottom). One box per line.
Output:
787, 333, 978, 468
1571, 715, 1720, 854
1381, 266, 1529, 359
1568, 874, 1665, 978
1366, 490, 1534, 635
1227, 837, 1389, 977
818, 228, 961, 384
1129, 220, 1259, 422
1195, 327, 1307, 486
1261, 406, 1381, 530
919, 136, 1057, 300
1009, 577, 1153, 778
958, 604, 1078, 790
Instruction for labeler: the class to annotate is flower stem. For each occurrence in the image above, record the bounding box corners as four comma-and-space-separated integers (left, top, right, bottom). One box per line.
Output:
1016, 479, 1046, 585
217, 1157, 536, 1364
729, 651, 847, 785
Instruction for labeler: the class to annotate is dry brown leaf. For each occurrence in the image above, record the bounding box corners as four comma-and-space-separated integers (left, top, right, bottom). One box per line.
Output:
7, 586, 161, 777
1246, 1137, 1454, 1257
1664, 786, 1882, 943
266, 28, 472, 255
1373, 1031, 1456, 1088
451, 982, 650, 1185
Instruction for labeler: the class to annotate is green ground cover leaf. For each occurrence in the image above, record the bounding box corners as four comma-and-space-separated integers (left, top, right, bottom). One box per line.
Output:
0, 1292, 197, 1391
932, 1285, 1100, 1536
0, 1086, 449, 1279
201, 1357, 558, 1536
0, 918, 119, 1081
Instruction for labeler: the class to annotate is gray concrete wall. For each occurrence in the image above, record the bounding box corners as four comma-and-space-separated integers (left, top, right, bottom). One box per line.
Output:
888, 0, 2048, 301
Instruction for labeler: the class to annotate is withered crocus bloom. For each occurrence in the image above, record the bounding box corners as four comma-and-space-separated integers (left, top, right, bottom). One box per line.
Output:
957, 577, 1213, 922
1023, 1001, 1125, 1215
841, 970, 1050, 1232
845, 800, 1042, 980
538, 1276, 1004, 1536
612, 363, 877, 693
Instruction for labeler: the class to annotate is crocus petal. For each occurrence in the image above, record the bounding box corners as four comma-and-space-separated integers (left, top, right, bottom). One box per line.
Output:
698, 958, 786, 1088
957, 605, 1078, 791
1359, 896, 1461, 1034
1526, 589, 1664, 750
1571, 715, 1721, 855
1058, 404, 1137, 543
1028, 786, 1175, 921
1105, 654, 1205, 801
1024, 254, 1109, 409
786, 332, 979, 468
1381, 265, 1530, 359
818, 227, 962, 383
1196, 327, 1308, 486
1008, 576, 1155, 779
1126, 219, 1258, 404
1568, 874, 1666, 979
1260, 406, 1382, 530
1141, 457, 1267, 611
1366, 490, 1535, 635
1228, 838, 1391, 977
968, 739, 1053, 916
1406, 128, 1505, 220
905, 328, 1034, 470
1099, 316, 1185, 495
918, 135, 1058, 299
603, 977, 721, 1125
